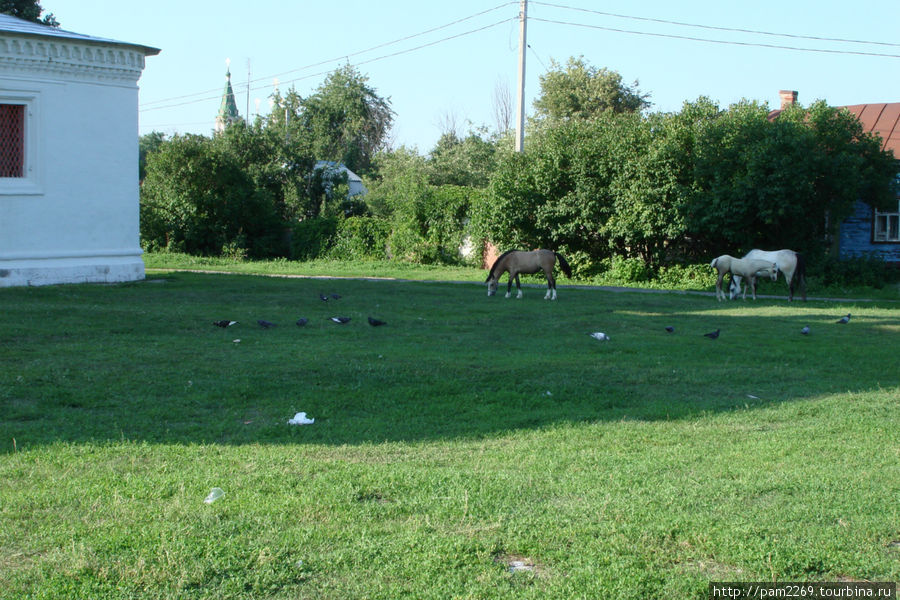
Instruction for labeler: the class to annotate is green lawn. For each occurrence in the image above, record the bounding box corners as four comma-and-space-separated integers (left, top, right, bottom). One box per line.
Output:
2, 271, 899, 599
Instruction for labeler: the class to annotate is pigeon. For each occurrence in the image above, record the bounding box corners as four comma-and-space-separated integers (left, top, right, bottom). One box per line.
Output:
319, 294, 329, 302
329, 316, 351, 324
331, 293, 341, 300
800, 326, 810, 335
703, 329, 720, 339
296, 318, 308, 327
665, 326, 675, 333
836, 313, 851, 324
213, 320, 237, 328
368, 316, 387, 327
257, 319, 276, 328
589, 332, 610, 341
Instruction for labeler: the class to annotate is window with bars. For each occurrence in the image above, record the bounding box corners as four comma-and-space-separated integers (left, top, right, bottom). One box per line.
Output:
0, 103, 25, 178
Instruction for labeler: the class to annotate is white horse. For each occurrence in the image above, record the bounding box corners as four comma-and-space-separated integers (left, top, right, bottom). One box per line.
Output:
730, 249, 806, 301
710, 255, 778, 301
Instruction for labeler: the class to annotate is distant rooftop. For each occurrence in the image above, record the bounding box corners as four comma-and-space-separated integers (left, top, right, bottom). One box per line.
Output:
0, 13, 159, 55
768, 90, 900, 157
841, 103, 900, 157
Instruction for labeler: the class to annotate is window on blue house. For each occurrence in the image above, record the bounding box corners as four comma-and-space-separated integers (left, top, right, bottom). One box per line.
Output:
874, 211, 900, 242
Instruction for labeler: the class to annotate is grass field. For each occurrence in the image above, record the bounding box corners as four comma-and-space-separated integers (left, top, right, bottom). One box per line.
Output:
2, 269, 899, 599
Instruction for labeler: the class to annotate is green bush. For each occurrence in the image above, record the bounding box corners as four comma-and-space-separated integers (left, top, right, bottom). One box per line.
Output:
605, 255, 653, 282
140, 134, 284, 258
814, 255, 899, 289
327, 217, 390, 260
290, 217, 338, 260
655, 263, 718, 289
388, 185, 473, 265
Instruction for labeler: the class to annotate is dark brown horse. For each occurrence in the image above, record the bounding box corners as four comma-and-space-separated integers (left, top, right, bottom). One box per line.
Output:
486, 249, 572, 300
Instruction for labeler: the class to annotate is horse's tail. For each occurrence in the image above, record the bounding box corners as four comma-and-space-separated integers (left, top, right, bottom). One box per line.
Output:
555, 252, 573, 278
710, 257, 718, 269
794, 252, 807, 300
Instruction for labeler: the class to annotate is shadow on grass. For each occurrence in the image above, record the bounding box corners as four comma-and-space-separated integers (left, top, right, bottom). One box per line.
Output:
2, 272, 898, 450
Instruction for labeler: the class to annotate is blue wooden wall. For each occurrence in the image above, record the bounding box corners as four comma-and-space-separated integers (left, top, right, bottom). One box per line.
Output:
838, 200, 900, 263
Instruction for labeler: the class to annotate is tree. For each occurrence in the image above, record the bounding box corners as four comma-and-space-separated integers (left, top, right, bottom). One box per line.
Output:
533, 56, 649, 122
427, 128, 498, 188
140, 134, 283, 257
685, 99, 899, 258
139, 131, 167, 182
492, 77, 513, 135
296, 64, 394, 175
0, 0, 58, 26
485, 117, 629, 272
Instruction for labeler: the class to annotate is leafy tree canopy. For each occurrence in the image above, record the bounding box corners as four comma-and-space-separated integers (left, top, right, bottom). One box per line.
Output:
291, 64, 394, 175
0, 0, 58, 26
533, 56, 650, 122
426, 127, 498, 188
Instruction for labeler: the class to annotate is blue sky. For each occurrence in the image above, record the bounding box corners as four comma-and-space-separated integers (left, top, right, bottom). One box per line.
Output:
47, 0, 900, 152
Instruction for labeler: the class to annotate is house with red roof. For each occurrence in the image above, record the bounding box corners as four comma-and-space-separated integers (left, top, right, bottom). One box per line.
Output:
838, 101, 900, 263
772, 90, 900, 263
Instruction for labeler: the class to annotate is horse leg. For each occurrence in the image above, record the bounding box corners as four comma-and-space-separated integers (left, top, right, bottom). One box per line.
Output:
544, 271, 556, 300
515, 274, 523, 299
505, 273, 513, 299
716, 272, 725, 301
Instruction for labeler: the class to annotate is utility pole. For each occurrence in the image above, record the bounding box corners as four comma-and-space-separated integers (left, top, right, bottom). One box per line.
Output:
515, 0, 527, 152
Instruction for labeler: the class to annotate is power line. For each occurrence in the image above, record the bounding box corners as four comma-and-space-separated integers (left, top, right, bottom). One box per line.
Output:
141, 17, 516, 114
140, 2, 516, 111
531, 1, 900, 49
529, 16, 900, 59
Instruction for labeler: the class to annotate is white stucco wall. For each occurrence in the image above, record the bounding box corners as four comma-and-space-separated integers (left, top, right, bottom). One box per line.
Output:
0, 26, 156, 286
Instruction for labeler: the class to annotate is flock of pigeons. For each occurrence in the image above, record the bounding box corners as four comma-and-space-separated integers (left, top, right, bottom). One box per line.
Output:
589, 313, 853, 342
211, 292, 387, 330
212, 289, 852, 341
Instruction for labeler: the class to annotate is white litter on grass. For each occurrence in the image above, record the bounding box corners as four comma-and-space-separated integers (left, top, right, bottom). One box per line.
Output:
288, 412, 315, 425
508, 560, 535, 573
233, 339, 241, 343
589, 332, 610, 341
204, 487, 224, 504
747, 394, 759, 400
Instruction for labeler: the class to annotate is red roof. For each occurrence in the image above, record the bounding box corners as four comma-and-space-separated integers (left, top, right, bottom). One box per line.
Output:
840, 103, 900, 157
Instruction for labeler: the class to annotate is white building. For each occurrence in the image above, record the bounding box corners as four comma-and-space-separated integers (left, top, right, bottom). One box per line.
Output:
314, 160, 368, 198
0, 15, 159, 286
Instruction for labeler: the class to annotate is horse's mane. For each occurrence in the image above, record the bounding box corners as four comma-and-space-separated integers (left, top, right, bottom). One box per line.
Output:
487, 249, 520, 280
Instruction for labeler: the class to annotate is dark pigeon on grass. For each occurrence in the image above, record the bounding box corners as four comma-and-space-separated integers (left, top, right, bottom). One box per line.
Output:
368, 316, 387, 327
296, 318, 308, 327
213, 320, 237, 328
331, 293, 342, 300
665, 326, 674, 333
703, 329, 720, 339
800, 326, 810, 335
329, 316, 351, 324
319, 294, 329, 302
257, 319, 277, 328
836, 313, 851, 324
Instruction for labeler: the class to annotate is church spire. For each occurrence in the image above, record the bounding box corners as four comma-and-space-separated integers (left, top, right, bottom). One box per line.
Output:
215, 59, 242, 133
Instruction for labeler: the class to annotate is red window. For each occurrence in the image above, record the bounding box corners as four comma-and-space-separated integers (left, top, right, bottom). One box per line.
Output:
0, 104, 25, 178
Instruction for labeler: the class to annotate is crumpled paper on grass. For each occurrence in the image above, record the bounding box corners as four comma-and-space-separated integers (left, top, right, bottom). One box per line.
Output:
288, 412, 315, 425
